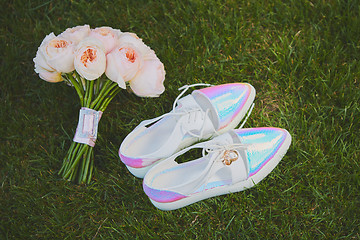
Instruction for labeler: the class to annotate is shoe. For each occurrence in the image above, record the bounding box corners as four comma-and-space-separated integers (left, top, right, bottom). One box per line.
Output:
143, 127, 291, 210
119, 83, 256, 178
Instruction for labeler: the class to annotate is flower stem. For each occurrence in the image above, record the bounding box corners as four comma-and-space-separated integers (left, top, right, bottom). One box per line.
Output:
67, 73, 84, 105
83, 80, 89, 108
90, 80, 113, 109
87, 80, 94, 107
64, 142, 80, 174
78, 146, 88, 181
92, 82, 118, 110
82, 147, 93, 183
59, 141, 76, 174
74, 71, 86, 91
94, 78, 101, 96
99, 88, 121, 112
63, 144, 88, 179
88, 154, 94, 184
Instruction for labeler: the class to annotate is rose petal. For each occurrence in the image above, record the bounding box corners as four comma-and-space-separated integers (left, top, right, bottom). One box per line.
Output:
90, 27, 118, 54
74, 45, 106, 80
46, 37, 75, 73
130, 58, 165, 97
33, 50, 55, 72
38, 69, 63, 83
105, 44, 143, 87
59, 24, 91, 44
118, 32, 155, 60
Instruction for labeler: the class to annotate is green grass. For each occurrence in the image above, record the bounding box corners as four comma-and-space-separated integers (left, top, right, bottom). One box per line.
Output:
1, 0, 359, 239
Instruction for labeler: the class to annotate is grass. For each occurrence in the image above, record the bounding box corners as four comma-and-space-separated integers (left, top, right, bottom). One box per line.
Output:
1, 0, 359, 239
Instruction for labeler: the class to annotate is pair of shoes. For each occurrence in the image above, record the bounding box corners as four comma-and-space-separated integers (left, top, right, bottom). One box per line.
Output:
119, 83, 291, 210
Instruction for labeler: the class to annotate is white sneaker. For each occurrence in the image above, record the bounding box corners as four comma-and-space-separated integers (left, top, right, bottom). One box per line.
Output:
119, 83, 256, 178
143, 127, 292, 210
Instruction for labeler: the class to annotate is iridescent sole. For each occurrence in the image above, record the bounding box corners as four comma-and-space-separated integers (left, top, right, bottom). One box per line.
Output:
148, 130, 291, 211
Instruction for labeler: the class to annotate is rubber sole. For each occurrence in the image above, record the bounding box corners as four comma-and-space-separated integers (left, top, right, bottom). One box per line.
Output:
148, 130, 292, 210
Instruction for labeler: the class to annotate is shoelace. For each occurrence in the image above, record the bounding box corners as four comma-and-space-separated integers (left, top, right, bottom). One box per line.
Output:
137, 83, 254, 140
172, 83, 212, 110
173, 83, 216, 139
195, 142, 249, 192
203, 143, 248, 160
174, 83, 255, 132
167, 141, 249, 193
137, 83, 216, 140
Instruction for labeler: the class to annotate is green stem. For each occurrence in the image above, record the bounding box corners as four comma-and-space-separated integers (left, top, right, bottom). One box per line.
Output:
63, 142, 80, 174
99, 88, 121, 112
78, 146, 89, 182
59, 141, 76, 174
93, 84, 118, 110
67, 73, 84, 105
68, 74, 82, 96
91, 81, 117, 110
63, 144, 88, 179
94, 78, 101, 96
74, 71, 86, 92
87, 80, 94, 107
68, 165, 75, 181
83, 80, 90, 107
91, 80, 111, 106
87, 152, 94, 184
70, 158, 80, 182
82, 147, 93, 183
73, 73, 85, 96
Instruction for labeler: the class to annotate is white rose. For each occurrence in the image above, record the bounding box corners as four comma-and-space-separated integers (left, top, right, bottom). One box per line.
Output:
130, 58, 165, 97
105, 43, 143, 88
35, 32, 75, 73
59, 24, 91, 44
89, 26, 119, 54
33, 34, 62, 83
34, 45, 54, 73
34, 53, 62, 83
74, 38, 106, 80
46, 38, 75, 73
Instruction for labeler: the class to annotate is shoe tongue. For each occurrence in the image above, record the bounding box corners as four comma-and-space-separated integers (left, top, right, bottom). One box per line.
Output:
191, 91, 220, 129
207, 131, 248, 184
175, 95, 200, 111
210, 131, 236, 145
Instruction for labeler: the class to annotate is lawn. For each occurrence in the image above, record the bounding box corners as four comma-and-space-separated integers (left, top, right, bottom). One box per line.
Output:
1, 0, 359, 239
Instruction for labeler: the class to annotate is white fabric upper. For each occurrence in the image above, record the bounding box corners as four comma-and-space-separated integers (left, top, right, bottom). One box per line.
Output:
120, 93, 218, 163
144, 131, 250, 195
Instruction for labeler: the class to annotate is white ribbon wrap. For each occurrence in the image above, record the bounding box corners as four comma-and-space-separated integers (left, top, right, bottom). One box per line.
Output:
73, 107, 103, 147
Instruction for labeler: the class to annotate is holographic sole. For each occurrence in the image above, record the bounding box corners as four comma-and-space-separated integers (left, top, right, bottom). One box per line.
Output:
149, 130, 291, 211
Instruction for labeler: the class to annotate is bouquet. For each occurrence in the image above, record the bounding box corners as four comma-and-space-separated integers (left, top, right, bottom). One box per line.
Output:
33, 25, 165, 184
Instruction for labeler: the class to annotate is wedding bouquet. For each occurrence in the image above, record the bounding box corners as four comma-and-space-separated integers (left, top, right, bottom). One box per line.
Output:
33, 25, 165, 184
